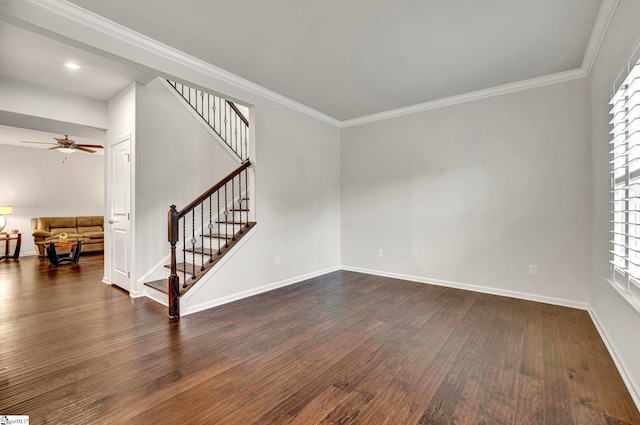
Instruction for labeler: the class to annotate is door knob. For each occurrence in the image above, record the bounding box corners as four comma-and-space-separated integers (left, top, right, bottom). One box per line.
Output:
108, 219, 115, 224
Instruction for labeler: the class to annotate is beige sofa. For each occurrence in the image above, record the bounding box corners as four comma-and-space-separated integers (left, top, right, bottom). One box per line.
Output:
31, 216, 104, 256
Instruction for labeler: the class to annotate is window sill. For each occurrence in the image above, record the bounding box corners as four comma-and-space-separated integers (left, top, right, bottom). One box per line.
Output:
605, 278, 640, 316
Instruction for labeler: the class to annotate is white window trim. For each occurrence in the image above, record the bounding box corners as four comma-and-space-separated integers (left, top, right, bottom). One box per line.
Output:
606, 278, 640, 315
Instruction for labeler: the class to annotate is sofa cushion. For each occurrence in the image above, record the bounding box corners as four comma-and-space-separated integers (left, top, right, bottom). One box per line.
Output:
38, 217, 76, 231
78, 226, 103, 234
32, 230, 52, 238
51, 228, 78, 236
77, 216, 104, 227
82, 232, 104, 239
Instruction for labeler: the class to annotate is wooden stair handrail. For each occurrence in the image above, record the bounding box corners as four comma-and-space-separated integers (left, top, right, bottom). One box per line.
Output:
227, 101, 249, 127
178, 160, 251, 219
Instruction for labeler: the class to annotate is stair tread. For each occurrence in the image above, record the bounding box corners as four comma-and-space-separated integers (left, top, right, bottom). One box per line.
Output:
185, 246, 221, 255
144, 279, 168, 294
217, 221, 250, 225
229, 208, 249, 211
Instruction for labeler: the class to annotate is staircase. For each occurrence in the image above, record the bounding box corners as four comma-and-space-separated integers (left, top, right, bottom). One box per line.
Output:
143, 82, 254, 318
166, 80, 249, 161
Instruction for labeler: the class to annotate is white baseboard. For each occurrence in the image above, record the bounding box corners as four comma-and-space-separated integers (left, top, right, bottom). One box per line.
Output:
340, 265, 590, 310
588, 307, 640, 411
182, 265, 341, 316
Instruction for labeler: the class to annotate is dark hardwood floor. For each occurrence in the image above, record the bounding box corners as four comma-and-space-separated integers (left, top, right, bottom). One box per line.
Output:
1, 254, 639, 424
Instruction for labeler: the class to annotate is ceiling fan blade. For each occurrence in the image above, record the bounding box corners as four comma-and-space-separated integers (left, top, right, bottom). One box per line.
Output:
75, 144, 104, 149
48, 146, 62, 150
21, 141, 56, 145
74, 146, 96, 153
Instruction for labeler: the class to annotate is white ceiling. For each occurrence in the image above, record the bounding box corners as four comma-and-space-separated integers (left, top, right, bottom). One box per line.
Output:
0, 21, 154, 101
65, 0, 603, 121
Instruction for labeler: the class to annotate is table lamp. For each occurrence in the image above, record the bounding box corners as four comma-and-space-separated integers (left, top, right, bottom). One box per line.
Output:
0, 206, 13, 233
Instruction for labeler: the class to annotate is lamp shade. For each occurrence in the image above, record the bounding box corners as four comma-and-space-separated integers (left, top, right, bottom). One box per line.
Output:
0, 206, 13, 215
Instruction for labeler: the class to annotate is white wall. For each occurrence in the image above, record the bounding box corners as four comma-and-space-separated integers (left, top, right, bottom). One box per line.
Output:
589, 0, 640, 405
0, 75, 107, 129
134, 78, 239, 281
341, 78, 592, 306
106, 84, 136, 144
182, 102, 341, 313
0, 143, 103, 255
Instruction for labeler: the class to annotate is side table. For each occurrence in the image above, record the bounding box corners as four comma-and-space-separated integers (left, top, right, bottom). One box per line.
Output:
0, 232, 21, 260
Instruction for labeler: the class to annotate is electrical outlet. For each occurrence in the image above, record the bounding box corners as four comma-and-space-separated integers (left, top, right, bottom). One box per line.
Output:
275, 257, 280, 266
528, 265, 538, 276
377, 249, 383, 258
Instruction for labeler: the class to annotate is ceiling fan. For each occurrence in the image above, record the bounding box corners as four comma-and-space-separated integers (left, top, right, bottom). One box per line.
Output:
21, 135, 104, 153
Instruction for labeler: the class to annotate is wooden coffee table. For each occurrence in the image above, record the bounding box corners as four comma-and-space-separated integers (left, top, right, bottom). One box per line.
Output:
37, 238, 88, 266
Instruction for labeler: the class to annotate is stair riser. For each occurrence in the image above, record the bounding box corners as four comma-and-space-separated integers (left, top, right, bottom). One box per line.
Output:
214, 222, 248, 234
229, 210, 250, 220
177, 262, 211, 276
183, 212, 250, 233
183, 237, 241, 266
202, 214, 247, 229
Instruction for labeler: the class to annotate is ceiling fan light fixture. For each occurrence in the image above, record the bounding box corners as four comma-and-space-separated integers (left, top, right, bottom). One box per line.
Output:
59, 147, 75, 153
64, 61, 80, 70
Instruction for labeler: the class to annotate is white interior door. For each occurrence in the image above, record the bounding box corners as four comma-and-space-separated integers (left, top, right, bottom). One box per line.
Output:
109, 136, 131, 291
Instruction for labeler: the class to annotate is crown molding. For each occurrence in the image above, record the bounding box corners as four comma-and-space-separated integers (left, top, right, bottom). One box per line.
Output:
582, 0, 619, 76
341, 0, 618, 127
15, 0, 341, 127
5, 0, 617, 129
340, 68, 588, 128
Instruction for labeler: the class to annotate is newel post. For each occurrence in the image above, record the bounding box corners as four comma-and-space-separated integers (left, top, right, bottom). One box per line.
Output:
168, 205, 180, 319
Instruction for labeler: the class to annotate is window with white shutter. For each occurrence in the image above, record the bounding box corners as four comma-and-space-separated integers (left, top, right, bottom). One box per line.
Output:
609, 55, 640, 310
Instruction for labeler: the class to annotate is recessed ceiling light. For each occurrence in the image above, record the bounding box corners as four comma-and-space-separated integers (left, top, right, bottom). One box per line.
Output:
64, 62, 80, 70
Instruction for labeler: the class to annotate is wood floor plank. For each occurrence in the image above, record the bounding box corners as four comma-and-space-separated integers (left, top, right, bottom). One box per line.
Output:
514, 375, 545, 425
286, 386, 353, 425
381, 291, 480, 424
450, 376, 488, 425
0, 256, 638, 424
541, 304, 576, 424
348, 377, 412, 425
556, 308, 608, 425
